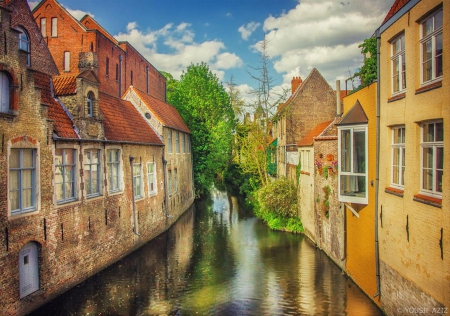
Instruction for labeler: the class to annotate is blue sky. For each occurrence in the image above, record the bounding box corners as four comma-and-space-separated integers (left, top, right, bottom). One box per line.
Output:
29, 0, 393, 103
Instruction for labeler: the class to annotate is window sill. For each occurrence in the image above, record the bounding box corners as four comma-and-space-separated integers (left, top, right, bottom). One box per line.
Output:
107, 190, 123, 197
415, 80, 442, 95
388, 92, 406, 103
385, 187, 404, 197
300, 171, 310, 176
413, 194, 442, 208
0, 110, 19, 117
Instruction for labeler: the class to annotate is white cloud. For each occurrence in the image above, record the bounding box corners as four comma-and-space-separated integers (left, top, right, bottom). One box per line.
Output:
114, 22, 243, 81
251, 0, 392, 86
238, 22, 261, 41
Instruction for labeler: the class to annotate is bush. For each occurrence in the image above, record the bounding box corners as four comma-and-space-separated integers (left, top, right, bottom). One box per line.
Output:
256, 177, 298, 218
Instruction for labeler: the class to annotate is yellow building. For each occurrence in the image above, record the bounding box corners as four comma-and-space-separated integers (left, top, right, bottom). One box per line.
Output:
338, 83, 380, 305
377, 0, 449, 314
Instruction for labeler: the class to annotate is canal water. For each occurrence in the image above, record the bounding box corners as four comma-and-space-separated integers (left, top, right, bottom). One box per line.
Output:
31, 188, 383, 316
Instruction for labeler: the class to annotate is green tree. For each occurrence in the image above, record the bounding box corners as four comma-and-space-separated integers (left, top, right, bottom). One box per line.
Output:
358, 36, 377, 86
168, 62, 236, 198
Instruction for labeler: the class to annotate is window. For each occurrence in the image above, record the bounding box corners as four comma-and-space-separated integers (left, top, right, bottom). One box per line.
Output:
115, 64, 118, 81
133, 164, 143, 198
9, 149, 36, 214
168, 130, 173, 153
107, 149, 121, 192
420, 121, 443, 196
40, 18, 46, 37
55, 149, 76, 203
421, 9, 443, 83
51, 17, 57, 37
391, 127, 405, 188
16, 27, 30, 66
338, 125, 368, 204
106, 57, 109, 77
147, 162, 156, 195
87, 91, 94, 117
64, 51, 70, 72
182, 134, 185, 153
187, 135, 190, 153
167, 169, 172, 195
84, 149, 101, 197
174, 168, 178, 193
300, 150, 310, 172
130, 70, 133, 86
391, 33, 406, 93
176, 132, 180, 153
0, 71, 10, 113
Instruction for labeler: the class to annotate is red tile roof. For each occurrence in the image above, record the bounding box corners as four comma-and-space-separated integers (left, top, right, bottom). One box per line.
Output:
99, 92, 163, 145
35, 72, 79, 139
132, 87, 190, 134
53, 74, 77, 96
297, 120, 334, 147
382, 0, 410, 24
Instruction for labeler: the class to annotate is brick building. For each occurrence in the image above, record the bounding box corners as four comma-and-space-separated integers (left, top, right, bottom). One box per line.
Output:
273, 69, 338, 179
0, 0, 194, 314
32, 0, 166, 101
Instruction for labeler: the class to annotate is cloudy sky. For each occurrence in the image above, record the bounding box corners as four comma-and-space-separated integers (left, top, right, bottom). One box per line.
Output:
29, 0, 393, 99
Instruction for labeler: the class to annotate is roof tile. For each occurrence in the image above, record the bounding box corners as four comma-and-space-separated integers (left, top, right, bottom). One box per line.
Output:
297, 120, 334, 147
99, 92, 163, 145
382, 0, 410, 24
53, 74, 77, 96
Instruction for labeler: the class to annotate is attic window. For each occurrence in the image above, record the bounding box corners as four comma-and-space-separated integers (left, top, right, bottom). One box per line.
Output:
145, 112, 151, 119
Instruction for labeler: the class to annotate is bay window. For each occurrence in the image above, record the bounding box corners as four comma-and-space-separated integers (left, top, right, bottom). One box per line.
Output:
338, 125, 368, 204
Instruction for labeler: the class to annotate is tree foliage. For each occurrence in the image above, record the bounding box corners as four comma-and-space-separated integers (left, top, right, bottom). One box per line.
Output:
166, 63, 236, 198
358, 36, 377, 86
256, 177, 298, 219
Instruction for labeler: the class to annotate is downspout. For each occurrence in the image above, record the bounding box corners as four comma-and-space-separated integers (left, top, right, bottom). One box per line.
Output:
374, 29, 381, 299
130, 156, 140, 236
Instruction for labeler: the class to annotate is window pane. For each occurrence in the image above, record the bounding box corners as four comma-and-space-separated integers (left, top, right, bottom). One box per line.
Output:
84, 151, 91, 164
436, 170, 443, 193
92, 150, 99, 164
340, 175, 366, 198
22, 188, 32, 209
10, 190, 19, 210
423, 147, 433, 168
10, 149, 20, 168
423, 17, 433, 37
423, 169, 433, 190
22, 150, 33, 168
55, 183, 64, 201
423, 123, 434, 142
435, 122, 443, 142
353, 130, 365, 173
435, 10, 442, 29
22, 169, 32, 188
393, 166, 399, 184
9, 170, 19, 190
401, 54, 406, 89
436, 147, 443, 169
435, 33, 443, 77
341, 130, 351, 172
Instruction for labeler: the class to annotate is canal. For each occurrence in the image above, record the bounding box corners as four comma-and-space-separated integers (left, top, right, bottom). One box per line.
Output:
31, 188, 382, 315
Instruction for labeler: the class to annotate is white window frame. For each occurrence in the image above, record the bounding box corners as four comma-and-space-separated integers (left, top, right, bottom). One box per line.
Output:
55, 148, 77, 204
133, 163, 143, 199
64, 51, 70, 72
420, 9, 443, 84
84, 149, 102, 198
338, 125, 368, 204
107, 149, 121, 193
168, 130, 173, 153
51, 17, 57, 37
9, 149, 36, 215
0, 71, 10, 113
391, 33, 406, 94
40, 18, 46, 37
391, 126, 405, 189
147, 162, 157, 195
420, 120, 443, 197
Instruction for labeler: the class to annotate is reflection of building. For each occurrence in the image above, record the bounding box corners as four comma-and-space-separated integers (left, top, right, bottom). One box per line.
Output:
337, 82, 379, 305
377, 0, 449, 313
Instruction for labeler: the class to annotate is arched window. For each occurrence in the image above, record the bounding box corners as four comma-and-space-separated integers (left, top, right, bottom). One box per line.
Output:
0, 72, 10, 113
19, 242, 39, 298
87, 92, 94, 117
16, 27, 30, 66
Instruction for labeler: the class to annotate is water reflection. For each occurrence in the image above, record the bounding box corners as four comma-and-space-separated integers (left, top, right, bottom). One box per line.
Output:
31, 188, 382, 315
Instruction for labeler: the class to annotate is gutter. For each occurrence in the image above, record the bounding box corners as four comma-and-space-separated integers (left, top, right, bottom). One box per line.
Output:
373, 28, 381, 299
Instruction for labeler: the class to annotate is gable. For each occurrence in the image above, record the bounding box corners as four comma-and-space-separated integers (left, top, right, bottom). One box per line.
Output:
336, 100, 368, 126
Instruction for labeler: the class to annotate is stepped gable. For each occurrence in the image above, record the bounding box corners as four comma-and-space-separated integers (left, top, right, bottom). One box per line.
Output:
132, 87, 191, 134
35, 72, 78, 139
99, 92, 163, 145
382, 0, 410, 24
297, 120, 334, 147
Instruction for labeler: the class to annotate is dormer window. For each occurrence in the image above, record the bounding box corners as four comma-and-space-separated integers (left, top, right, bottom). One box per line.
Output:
87, 91, 94, 117
16, 27, 30, 66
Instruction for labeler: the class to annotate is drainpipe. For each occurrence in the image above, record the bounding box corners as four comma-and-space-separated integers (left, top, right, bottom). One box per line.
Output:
373, 29, 381, 299
130, 156, 140, 236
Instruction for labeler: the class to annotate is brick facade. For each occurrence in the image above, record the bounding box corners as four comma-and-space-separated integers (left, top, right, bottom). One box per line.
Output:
0, 1, 194, 315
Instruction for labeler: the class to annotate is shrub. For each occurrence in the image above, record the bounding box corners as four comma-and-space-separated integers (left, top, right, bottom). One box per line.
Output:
256, 177, 298, 218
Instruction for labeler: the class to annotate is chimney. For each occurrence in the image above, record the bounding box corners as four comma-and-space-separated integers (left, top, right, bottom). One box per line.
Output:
291, 76, 302, 94
336, 80, 342, 116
